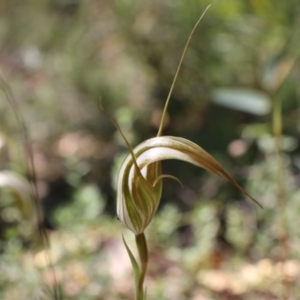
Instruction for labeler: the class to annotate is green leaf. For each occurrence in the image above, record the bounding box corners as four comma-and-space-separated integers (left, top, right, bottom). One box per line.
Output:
211, 87, 271, 116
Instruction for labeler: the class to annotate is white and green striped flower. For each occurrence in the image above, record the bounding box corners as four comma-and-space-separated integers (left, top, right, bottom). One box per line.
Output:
117, 135, 261, 234
111, 7, 261, 299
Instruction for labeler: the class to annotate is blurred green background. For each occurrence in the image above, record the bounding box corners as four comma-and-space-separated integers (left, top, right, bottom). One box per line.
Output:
0, 0, 300, 299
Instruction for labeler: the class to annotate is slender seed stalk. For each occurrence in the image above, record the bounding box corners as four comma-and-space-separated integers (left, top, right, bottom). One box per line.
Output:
135, 233, 148, 299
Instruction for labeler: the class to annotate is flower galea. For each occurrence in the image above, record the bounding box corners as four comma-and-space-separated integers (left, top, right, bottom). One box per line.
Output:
117, 135, 261, 235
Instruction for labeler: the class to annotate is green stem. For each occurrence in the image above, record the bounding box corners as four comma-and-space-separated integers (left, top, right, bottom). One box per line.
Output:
135, 232, 148, 299
273, 96, 290, 299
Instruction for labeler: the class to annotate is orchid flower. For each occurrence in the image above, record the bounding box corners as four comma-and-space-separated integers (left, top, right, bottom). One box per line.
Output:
117, 136, 261, 235
116, 6, 260, 235
112, 6, 261, 299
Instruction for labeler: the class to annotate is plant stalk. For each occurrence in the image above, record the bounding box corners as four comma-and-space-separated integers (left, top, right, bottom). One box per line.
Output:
273, 95, 290, 299
135, 232, 148, 299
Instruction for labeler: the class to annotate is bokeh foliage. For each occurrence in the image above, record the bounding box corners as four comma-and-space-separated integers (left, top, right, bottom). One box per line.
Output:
0, 0, 300, 299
